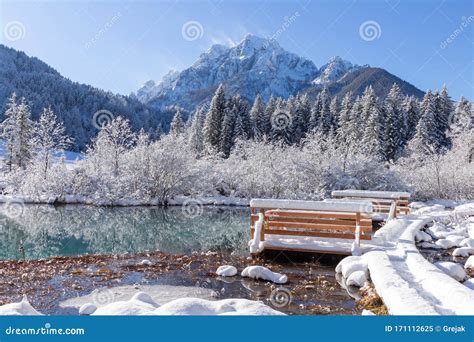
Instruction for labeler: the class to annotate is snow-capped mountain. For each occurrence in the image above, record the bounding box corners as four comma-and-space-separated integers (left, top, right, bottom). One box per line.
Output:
313, 56, 364, 85
136, 34, 319, 109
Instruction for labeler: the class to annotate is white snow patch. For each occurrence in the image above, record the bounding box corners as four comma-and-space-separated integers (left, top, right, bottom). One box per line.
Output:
453, 247, 474, 257
241, 266, 287, 284
0, 295, 43, 316
460, 238, 474, 248
145, 298, 284, 316
250, 198, 373, 213
434, 262, 467, 282
346, 270, 367, 288
216, 265, 237, 277
92, 292, 158, 315
435, 239, 457, 249
465, 256, 474, 269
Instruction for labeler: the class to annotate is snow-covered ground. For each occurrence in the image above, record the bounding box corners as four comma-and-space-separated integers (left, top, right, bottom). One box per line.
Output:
336, 201, 474, 315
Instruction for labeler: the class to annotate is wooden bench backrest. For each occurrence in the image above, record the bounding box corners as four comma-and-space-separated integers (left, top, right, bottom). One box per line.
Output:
250, 206, 373, 241
331, 190, 411, 215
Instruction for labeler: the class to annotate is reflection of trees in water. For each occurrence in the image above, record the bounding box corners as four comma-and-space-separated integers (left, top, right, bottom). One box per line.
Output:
0, 205, 250, 260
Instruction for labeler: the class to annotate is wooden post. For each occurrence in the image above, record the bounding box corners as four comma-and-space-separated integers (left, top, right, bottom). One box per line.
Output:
355, 212, 361, 247
260, 209, 266, 242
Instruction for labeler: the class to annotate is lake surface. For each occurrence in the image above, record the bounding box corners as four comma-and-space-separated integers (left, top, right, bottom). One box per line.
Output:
0, 205, 251, 260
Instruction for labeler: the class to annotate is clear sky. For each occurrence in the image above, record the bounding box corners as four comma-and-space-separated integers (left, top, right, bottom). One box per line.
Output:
0, 0, 472, 99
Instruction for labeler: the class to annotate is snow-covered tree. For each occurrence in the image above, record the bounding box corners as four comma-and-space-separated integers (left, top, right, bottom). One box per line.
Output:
170, 109, 184, 136
0, 93, 35, 171
382, 84, 405, 161
403, 95, 420, 141
33, 106, 73, 179
409, 90, 439, 155
204, 84, 226, 150
250, 94, 265, 140
434, 85, 453, 148
188, 107, 206, 156
360, 86, 382, 158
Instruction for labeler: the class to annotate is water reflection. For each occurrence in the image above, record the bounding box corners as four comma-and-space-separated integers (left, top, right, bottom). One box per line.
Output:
0, 205, 250, 260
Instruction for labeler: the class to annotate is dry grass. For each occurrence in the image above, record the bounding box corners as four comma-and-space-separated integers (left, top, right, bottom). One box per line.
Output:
357, 283, 389, 315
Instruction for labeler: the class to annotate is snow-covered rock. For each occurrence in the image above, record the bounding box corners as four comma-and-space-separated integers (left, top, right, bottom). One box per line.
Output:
216, 265, 237, 277
139, 259, 152, 266
454, 202, 474, 215
79, 303, 97, 315
335, 256, 361, 273
0, 295, 43, 316
434, 262, 467, 282
415, 230, 432, 242
435, 239, 457, 249
465, 256, 474, 269
460, 238, 474, 248
341, 258, 368, 279
146, 298, 284, 316
418, 242, 441, 249
414, 204, 445, 215
445, 235, 466, 246
453, 247, 474, 257
92, 292, 159, 315
241, 266, 287, 284
346, 270, 367, 288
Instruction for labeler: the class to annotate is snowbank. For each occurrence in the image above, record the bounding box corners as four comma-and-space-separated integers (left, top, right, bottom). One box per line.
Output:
366, 216, 474, 315
465, 256, 474, 269
241, 266, 288, 284
145, 298, 284, 316
434, 262, 467, 282
0, 295, 43, 316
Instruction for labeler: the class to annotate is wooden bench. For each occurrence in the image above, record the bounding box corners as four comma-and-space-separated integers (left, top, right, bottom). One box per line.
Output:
331, 190, 411, 218
249, 199, 373, 255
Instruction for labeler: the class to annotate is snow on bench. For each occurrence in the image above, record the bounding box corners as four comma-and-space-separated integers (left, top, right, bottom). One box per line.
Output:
249, 199, 381, 256
331, 189, 411, 218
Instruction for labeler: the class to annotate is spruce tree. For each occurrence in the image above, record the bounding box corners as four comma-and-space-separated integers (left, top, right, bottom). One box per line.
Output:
250, 94, 265, 140
204, 84, 226, 151
188, 107, 206, 155
170, 109, 184, 136
435, 85, 453, 148
410, 90, 439, 154
382, 84, 405, 161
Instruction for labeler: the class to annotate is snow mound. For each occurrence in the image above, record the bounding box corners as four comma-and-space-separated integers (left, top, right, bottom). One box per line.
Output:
146, 298, 284, 316
460, 238, 474, 248
445, 235, 466, 246
465, 256, 474, 269
362, 309, 375, 316
453, 247, 474, 257
91, 292, 158, 315
241, 266, 288, 284
0, 295, 43, 316
415, 230, 432, 242
435, 239, 457, 249
414, 204, 445, 215
418, 242, 440, 249
139, 259, 152, 266
79, 303, 97, 315
341, 259, 368, 279
346, 270, 367, 288
335, 256, 361, 274
434, 262, 467, 282
454, 202, 474, 215
216, 265, 237, 277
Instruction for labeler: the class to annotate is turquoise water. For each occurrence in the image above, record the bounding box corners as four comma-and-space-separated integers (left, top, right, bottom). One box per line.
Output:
0, 205, 250, 260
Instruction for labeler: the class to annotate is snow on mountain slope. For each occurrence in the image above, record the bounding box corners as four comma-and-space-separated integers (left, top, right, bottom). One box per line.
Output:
136, 34, 319, 109
313, 56, 365, 85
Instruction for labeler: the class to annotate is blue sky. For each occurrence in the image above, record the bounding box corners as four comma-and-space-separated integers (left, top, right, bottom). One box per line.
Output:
0, 0, 472, 99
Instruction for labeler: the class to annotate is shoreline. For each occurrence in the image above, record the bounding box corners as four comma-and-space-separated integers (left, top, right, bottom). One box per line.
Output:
0, 250, 359, 316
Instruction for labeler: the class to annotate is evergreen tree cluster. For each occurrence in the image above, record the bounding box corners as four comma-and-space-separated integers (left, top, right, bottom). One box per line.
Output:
184, 83, 465, 162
